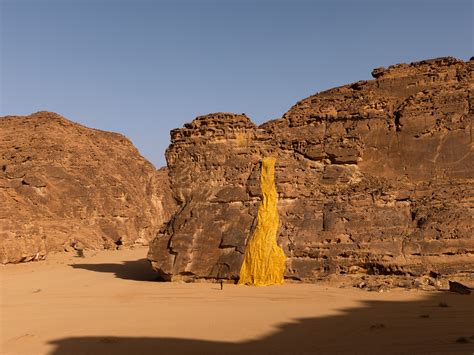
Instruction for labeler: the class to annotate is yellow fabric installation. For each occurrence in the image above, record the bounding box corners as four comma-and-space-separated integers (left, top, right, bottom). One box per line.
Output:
238, 157, 286, 286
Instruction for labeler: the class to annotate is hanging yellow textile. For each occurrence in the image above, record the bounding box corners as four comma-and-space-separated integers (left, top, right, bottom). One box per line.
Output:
239, 157, 286, 286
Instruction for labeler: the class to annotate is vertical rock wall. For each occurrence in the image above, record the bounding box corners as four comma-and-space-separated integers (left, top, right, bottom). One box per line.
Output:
149, 57, 473, 282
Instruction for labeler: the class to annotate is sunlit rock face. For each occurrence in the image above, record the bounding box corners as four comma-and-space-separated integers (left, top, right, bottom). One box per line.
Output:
0, 112, 176, 263
148, 57, 473, 283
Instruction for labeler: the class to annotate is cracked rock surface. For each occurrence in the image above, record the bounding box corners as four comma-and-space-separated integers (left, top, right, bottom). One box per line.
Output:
148, 57, 473, 283
0, 112, 175, 263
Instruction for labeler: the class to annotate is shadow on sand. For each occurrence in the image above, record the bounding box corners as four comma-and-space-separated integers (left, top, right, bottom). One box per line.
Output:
70, 259, 162, 282
48, 291, 473, 354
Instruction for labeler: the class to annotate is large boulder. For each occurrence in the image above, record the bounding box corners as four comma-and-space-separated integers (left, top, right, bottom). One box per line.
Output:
148, 57, 473, 282
0, 112, 176, 263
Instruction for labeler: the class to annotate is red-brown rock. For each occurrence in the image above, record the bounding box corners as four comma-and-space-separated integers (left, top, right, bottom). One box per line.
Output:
0, 112, 176, 263
148, 57, 473, 283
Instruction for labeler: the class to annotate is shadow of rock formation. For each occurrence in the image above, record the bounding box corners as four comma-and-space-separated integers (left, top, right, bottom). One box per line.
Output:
70, 259, 162, 282
48, 292, 474, 354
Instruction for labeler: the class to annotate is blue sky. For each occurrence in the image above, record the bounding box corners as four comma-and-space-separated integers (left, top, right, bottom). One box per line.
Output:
1, 0, 472, 167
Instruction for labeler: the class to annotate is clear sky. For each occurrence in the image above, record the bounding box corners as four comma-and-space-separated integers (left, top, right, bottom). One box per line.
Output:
1, 0, 472, 167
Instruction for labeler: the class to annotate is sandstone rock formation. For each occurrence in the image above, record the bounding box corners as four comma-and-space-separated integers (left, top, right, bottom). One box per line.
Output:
0, 112, 175, 263
148, 57, 473, 284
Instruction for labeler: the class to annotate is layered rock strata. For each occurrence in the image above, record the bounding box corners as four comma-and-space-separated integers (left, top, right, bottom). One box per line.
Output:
0, 112, 175, 263
148, 57, 473, 283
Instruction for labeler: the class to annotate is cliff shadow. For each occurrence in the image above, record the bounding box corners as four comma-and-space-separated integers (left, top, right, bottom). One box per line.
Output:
48, 292, 474, 354
69, 258, 162, 282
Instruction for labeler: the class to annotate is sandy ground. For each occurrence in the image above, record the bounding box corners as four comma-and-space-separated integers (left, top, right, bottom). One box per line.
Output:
1, 247, 473, 355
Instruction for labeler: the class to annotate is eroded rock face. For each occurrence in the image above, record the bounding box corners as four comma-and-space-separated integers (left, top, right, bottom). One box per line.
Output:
148, 57, 473, 282
0, 112, 176, 263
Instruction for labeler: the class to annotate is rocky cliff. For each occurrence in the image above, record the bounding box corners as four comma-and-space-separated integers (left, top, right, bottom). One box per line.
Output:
148, 57, 473, 285
0, 112, 175, 263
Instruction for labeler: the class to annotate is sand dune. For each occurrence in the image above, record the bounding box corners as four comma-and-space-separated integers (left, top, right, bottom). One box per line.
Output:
1, 247, 473, 354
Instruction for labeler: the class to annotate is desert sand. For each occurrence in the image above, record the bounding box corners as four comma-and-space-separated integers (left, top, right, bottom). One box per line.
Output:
1, 247, 473, 355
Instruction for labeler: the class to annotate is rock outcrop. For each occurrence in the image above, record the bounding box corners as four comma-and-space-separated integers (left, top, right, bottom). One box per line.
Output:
148, 57, 473, 284
0, 112, 175, 263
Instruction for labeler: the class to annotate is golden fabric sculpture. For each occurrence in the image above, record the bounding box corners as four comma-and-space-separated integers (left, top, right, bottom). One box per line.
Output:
239, 157, 286, 286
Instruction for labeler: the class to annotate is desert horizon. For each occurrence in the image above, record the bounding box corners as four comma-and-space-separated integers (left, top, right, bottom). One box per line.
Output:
2, 56, 473, 354
1, 1, 473, 354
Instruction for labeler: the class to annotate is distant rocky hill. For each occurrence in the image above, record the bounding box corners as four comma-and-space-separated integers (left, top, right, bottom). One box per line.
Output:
0, 112, 175, 263
148, 57, 473, 285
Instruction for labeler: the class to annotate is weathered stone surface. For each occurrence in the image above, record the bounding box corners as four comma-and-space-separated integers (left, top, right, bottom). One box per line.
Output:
148, 57, 473, 283
0, 112, 176, 263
